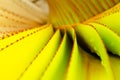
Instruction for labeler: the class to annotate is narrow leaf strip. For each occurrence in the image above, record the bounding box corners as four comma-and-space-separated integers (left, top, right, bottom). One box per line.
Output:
0, 24, 48, 50
19, 30, 62, 80
41, 33, 72, 80
65, 27, 86, 80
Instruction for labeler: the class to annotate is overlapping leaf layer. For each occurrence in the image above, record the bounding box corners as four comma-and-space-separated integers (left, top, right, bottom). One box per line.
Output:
0, 0, 120, 80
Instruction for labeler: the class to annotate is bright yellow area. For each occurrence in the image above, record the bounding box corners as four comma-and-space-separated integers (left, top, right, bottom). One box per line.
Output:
0, 25, 54, 80
41, 33, 72, 80
20, 30, 62, 80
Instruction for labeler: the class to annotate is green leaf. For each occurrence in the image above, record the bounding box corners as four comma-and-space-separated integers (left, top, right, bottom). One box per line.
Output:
74, 23, 114, 80
91, 3, 120, 36
88, 22, 120, 56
